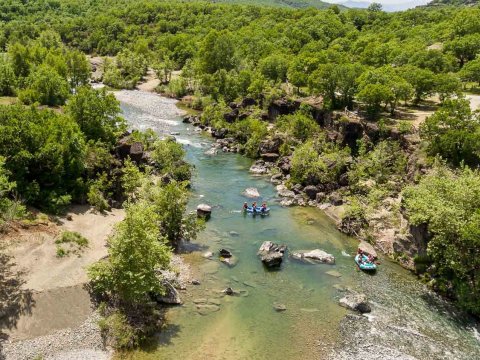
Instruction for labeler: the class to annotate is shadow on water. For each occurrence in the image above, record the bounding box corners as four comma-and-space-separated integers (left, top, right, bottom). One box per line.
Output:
0, 252, 35, 358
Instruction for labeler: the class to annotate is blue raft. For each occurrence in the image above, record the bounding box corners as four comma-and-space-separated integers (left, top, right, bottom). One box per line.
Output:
245, 206, 270, 215
355, 254, 377, 271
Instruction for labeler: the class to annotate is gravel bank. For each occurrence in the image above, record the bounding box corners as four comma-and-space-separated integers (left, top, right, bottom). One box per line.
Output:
1, 312, 110, 360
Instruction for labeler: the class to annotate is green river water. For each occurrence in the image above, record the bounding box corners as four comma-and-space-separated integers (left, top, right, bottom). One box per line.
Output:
116, 90, 480, 360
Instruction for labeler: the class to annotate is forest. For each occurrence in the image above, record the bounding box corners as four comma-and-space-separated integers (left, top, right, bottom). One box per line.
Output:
0, 0, 480, 348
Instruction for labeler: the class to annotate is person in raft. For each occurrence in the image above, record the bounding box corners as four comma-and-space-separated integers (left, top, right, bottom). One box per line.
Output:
261, 202, 267, 213
252, 202, 257, 212
243, 202, 248, 211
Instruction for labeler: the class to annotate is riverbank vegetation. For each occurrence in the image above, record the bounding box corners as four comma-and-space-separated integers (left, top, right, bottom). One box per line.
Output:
1, 0, 479, 318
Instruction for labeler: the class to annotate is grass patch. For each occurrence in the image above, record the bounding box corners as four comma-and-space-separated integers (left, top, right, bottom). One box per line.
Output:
55, 230, 89, 257
0, 96, 17, 105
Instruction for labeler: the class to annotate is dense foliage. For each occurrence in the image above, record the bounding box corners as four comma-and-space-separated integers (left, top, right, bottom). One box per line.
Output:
403, 164, 480, 314
0, 1, 478, 117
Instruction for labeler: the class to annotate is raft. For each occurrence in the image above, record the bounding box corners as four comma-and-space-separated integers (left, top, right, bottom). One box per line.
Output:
355, 254, 377, 271
245, 206, 270, 215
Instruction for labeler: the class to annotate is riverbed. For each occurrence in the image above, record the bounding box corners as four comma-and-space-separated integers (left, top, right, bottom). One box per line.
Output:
115, 90, 480, 360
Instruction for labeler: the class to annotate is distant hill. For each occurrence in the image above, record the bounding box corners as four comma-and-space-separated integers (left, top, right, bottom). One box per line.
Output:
426, 0, 479, 6
337, 1, 429, 11
208, 0, 345, 10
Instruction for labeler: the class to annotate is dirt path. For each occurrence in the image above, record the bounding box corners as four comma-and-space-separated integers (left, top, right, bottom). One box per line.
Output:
466, 94, 480, 111
137, 68, 160, 92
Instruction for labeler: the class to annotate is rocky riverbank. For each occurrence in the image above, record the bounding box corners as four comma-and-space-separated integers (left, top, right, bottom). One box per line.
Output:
181, 97, 430, 271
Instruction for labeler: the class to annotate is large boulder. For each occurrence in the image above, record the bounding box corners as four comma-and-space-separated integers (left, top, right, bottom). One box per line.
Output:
261, 153, 280, 163
304, 185, 320, 200
278, 156, 291, 174
240, 97, 257, 107
276, 184, 295, 198
329, 192, 343, 206
197, 204, 212, 220
291, 249, 335, 264
154, 281, 182, 305
129, 142, 144, 163
259, 138, 282, 154
224, 108, 239, 123
258, 241, 287, 268
358, 241, 377, 259
339, 293, 371, 313
250, 161, 269, 175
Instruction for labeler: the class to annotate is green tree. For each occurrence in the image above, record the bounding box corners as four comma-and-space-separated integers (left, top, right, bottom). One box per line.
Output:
445, 34, 480, 68
66, 50, 91, 89
357, 83, 393, 119
401, 65, 436, 104
21, 65, 70, 106
199, 30, 236, 74
258, 54, 289, 82
88, 200, 171, 302
460, 57, 480, 86
66, 86, 126, 145
0, 56, 16, 96
421, 99, 480, 166
435, 73, 462, 103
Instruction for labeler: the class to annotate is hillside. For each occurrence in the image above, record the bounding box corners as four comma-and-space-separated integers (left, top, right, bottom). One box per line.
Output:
209, 0, 344, 9
427, 0, 479, 6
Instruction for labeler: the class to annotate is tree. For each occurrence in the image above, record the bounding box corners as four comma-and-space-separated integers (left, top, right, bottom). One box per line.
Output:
88, 200, 171, 302
153, 55, 175, 84
0, 56, 16, 96
66, 86, 126, 145
460, 58, 480, 86
435, 73, 462, 103
199, 30, 236, 74
309, 63, 338, 109
420, 99, 480, 166
21, 65, 70, 106
258, 54, 289, 82
445, 34, 480, 68
357, 83, 393, 119
401, 65, 436, 104
66, 50, 90, 89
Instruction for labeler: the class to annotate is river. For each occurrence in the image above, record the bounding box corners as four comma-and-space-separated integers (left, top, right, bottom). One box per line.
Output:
115, 90, 480, 360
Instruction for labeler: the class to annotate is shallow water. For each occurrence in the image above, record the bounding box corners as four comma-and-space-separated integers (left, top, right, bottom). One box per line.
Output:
116, 90, 480, 360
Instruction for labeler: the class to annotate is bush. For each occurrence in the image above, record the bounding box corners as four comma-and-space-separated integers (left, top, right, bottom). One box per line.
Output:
22, 65, 69, 106
98, 311, 137, 349
55, 230, 89, 257
276, 113, 319, 142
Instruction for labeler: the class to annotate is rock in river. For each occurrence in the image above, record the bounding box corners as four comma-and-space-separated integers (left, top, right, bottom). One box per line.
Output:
242, 187, 260, 198
219, 248, 232, 258
257, 241, 287, 268
155, 281, 182, 305
291, 249, 335, 264
197, 204, 212, 220
339, 293, 372, 313
273, 303, 287, 312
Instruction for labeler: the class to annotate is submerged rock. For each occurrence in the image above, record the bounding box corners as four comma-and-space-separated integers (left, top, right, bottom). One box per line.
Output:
326, 270, 342, 278
203, 251, 214, 258
204, 147, 218, 156
196, 304, 220, 316
242, 187, 260, 198
291, 249, 335, 264
223, 287, 235, 296
339, 293, 371, 313
273, 303, 287, 312
257, 241, 287, 268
